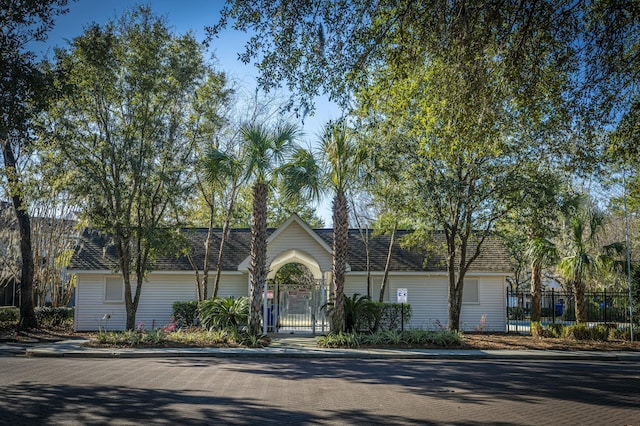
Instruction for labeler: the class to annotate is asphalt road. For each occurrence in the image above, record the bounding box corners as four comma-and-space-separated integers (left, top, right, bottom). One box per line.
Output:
0, 357, 638, 425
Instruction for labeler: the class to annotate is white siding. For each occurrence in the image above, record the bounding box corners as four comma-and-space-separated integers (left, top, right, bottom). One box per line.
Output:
75, 272, 250, 331
459, 276, 506, 332
390, 276, 449, 330
75, 274, 128, 331
387, 274, 506, 332
75, 267, 506, 332
344, 275, 369, 298
209, 274, 248, 299
266, 220, 333, 272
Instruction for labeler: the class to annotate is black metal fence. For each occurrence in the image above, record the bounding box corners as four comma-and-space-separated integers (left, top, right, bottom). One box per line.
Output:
507, 288, 632, 334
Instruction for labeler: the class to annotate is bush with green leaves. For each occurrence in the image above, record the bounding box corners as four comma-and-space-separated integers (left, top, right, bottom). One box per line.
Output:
0, 306, 19, 325
198, 296, 249, 330
376, 302, 412, 332
324, 294, 412, 333
34, 307, 74, 327
530, 321, 543, 337
609, 326, 634, 341
172, 301, 199, 327
317, 328, 462, 348
94, 326, 269, 347
541, 324, 566, 338
565, 324, 596, 340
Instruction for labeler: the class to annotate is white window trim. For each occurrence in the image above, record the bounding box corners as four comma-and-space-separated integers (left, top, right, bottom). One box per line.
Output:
104, 276, 124, 303
462, 279, 480, 305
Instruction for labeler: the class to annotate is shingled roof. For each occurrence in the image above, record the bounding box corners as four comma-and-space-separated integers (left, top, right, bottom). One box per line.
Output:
69, 224, 512, 274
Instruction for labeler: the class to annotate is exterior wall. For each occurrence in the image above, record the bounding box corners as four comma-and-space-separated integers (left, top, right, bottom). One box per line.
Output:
345, 273, 507, 332
266, 220, 333, 272
458, 276, 506, 332
75, 272, 249, 331
208, 273, 247, 299
75, 269, 506, 332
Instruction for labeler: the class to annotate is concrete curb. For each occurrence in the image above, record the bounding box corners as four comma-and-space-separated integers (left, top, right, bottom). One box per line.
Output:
13, 339, 640, 361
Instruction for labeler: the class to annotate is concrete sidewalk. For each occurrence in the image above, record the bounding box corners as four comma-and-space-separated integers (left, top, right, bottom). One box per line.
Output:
1, 336, 638, 360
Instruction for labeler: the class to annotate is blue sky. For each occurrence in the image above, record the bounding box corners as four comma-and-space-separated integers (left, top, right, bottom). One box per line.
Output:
35, 0, 337, 225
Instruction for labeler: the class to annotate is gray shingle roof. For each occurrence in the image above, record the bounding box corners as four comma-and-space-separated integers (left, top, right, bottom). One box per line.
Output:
69, 227, 512, 273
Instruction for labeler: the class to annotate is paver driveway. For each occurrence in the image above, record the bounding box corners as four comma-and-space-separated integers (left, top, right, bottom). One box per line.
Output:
0, 357, 638, 425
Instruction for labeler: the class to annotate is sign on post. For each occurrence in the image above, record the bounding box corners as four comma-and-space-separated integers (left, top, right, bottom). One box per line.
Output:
397, 288, 408, 303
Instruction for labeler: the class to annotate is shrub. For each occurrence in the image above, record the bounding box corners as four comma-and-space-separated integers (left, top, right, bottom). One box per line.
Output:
199, 297, 249, 330
172, 301, 199, 327
376, 303, 412, 332
590, 324, 609, 341
609, 326, 633, 341
343, 294, 377, 332
323, 295, 412, 333
317, 328, 462, 348
530, 321, 543, 337
34, 307, 74, 327
565, 324, 592, 340
0, 306, 19, 325
542, 324, 565, 338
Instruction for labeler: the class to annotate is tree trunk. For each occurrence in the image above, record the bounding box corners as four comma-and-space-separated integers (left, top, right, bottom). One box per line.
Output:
447, 274, 463, 331
214, 184, 239, 298
249, 181, 268, 335
115, 235, 137, 331
574, 278, 586, 324
446, 232, 462, 331
332, 190, 348, 333
379, 225, 396, 302
530, 261, 542, 323
202, 196, 215, 301
2, 142, 37, 330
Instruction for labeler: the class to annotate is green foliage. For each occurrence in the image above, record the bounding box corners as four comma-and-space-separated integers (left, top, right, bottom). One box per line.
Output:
609, 326, 634, 341
564, 324, 611, 341
317, 328, 462, 348
34, 307, 74, 327
590, 324, 610, 341
375, 303, 412, 332
0, 307, 19, 325
324, 295, 412, 333
198, 296, 249, 330
541, 324, 566, 339
172, 301, 199, 327
530, 321, 544, 337
343, 293, 376, 332
94, 326, 267, 347
43, 6, 217, 330
1, 306, 74, 328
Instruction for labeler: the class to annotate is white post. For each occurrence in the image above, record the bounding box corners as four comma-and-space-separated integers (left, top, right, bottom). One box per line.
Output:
263, 279, 268, 335
321, 272, 326, 334
623, 169, 635, 342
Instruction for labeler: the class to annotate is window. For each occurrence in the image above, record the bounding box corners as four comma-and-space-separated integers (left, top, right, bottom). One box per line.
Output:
462, 279, 479, 304
105, 277, 124, 303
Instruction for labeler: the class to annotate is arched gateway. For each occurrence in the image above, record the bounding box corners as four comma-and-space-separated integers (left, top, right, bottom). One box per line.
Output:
237, 214, 335, 335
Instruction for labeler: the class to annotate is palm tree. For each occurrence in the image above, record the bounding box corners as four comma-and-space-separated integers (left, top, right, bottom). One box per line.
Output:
242, 123, 298, 335
557, 205, 606, 324
281, 120, 364, 332
527, 237, 557, 323
319, 121, 364, 332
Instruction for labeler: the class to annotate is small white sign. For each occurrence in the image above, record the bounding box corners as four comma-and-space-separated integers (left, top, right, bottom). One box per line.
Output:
397, 288, 408, 303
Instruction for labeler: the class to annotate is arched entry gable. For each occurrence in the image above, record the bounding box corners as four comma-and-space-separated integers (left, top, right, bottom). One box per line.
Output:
268, 249, 322, 280
237, 214, 335, 274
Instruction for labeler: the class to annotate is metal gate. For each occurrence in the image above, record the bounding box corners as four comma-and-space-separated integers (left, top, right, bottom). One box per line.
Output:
266, 278, 325, 334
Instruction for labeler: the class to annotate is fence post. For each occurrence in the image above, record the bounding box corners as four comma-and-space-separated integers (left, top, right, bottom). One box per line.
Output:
603, 288, 607, 324
506, 287, 509, 334
551, 288, 555, 323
